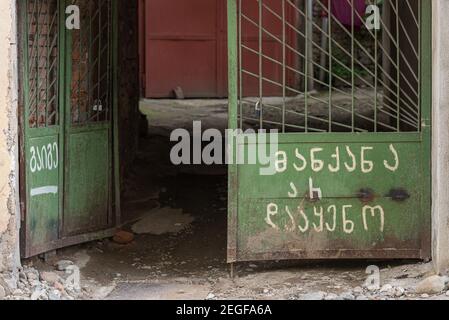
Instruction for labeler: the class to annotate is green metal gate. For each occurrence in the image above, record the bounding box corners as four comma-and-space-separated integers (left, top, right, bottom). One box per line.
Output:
227, 0, 431, 262
20, 0, 118, 257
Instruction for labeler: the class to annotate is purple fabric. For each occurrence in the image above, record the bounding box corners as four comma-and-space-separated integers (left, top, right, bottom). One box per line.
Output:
331, 0, 367, 29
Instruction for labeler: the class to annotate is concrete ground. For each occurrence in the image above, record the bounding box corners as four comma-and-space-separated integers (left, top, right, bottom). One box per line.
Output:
19, 99, 448, 300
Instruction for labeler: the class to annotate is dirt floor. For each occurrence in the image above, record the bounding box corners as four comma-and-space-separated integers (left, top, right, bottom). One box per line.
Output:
18, 99, 448, 301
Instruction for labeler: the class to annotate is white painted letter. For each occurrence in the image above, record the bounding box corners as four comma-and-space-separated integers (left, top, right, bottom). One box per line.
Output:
310, 148, 324, 172
384, 144, 399, 172
309, 178, 323, 200
288, 182, 298, 198
285, 206, 297, 232
342, 205, 354, 234
344, 146, 357, 172
326, 205, 337, 232
328, 147, 340, 173
313, 206, 324, 232
361, 146, 374, 173
294, 148, 307, 172
298, 207, 309, 233
265, 203, 280, 230
362, 205, 385, 232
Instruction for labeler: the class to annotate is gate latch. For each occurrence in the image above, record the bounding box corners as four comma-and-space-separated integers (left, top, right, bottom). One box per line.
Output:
387, 188, 411, 202
357, 188, 375, 203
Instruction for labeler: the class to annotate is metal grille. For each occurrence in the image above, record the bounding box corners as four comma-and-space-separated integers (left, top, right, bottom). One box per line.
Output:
237, 0, 421, 133
25, 0, 59, 129
70, 0, 112, 125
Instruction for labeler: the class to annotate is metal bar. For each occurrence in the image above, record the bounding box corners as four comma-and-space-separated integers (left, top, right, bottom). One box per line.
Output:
351, 0, 355, 132
396, 0, 400, 131
328, 0, 332, 132
112, 0, 121, 227
282, 0, 286, 133
227, 0, 239, 263
258, 0, 263, 129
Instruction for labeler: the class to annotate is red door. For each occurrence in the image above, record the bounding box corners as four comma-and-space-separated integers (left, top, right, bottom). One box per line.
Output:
140, 0, 297, 98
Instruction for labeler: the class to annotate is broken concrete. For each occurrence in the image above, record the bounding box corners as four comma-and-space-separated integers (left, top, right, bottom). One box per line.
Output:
415, 275, 449, 294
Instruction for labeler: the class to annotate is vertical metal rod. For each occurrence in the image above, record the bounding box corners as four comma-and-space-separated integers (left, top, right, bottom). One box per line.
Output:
282, 0, 286, 133
106, 0, 112, 122
45, 0, 49, 126
238, 0, 243, 129
36, 0, 40, 127
351, 0, 355, 132
112, 0, 121, 225
395, 0, 400, 131
86, 0, 91, 122
79, 0, 84, 124
304, 0, 309, 132
374, 0, 378, 132
227, 0, 239, 266
258, 0, 263, 130
417, 0, 421, 131
98, 0, 102, 122
328, 0, 332, 133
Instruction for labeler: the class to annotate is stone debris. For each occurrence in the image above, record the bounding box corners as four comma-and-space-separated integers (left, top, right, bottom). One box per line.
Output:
0, 266, 85, 301
324, 293, 339, 300
415, 275, 449, 294
339, 292, 356, 300
0, 285, 6, 299
380, 284, 394, 295
56, 260, 74, 271
300, 291, 326, 300
40, 271, 61, 285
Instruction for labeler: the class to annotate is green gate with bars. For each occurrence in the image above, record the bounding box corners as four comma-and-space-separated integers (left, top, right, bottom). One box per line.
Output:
227, 0, 431, 262
20, 0, 119, 257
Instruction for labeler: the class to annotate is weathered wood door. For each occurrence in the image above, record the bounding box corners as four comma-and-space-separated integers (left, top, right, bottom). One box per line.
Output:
227, 0, 431, 262
21, 0, 118, 257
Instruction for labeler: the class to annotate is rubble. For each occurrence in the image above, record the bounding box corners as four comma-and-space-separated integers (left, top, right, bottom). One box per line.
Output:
0, 263, 85, 301
56, 260, 74, 271
415, 275, 449, 294
0, 285, 6, 299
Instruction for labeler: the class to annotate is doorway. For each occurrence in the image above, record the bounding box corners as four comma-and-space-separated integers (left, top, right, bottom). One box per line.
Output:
18, 0, 431, 264
139, 0, 299, 98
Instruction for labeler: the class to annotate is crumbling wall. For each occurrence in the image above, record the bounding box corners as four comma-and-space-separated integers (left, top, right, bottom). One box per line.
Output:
118, 0, 140, 180
0, 0, 20, 274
